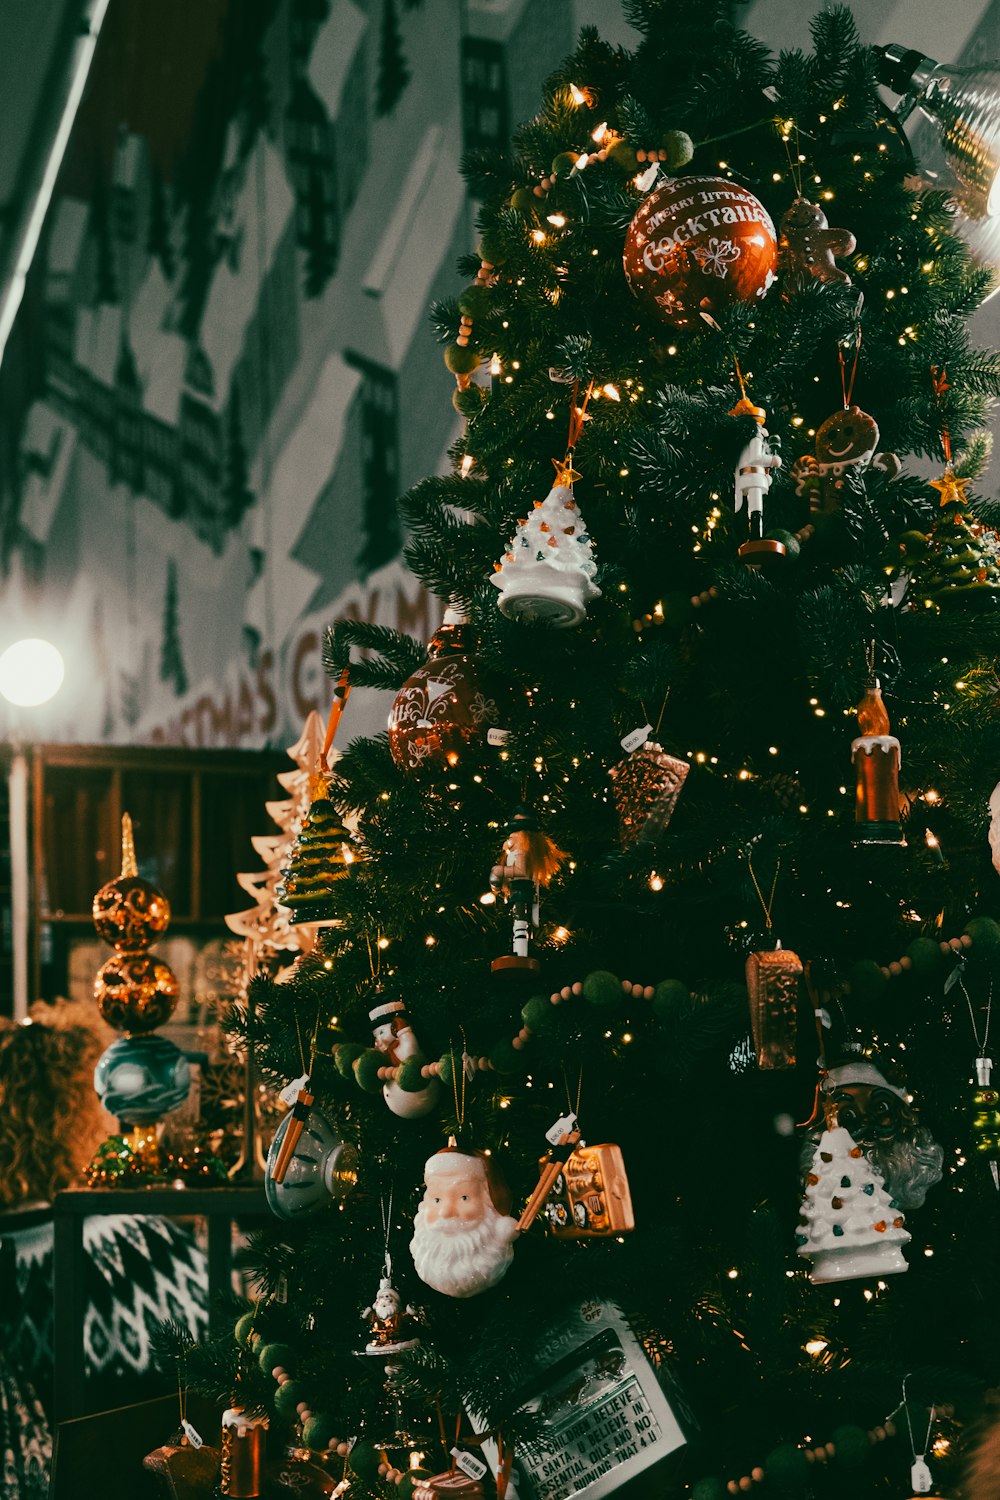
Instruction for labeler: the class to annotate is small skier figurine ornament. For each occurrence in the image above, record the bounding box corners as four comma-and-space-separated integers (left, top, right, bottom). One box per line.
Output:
731, 395, 783, 565
489, 805, 566, 973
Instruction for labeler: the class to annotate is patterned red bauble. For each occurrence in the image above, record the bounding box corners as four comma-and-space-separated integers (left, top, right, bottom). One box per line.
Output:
623, 175, 777, 329
388, 609, 501, 777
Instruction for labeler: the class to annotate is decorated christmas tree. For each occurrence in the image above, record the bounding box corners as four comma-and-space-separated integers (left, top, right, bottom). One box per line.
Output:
171, 7, 1000, 1499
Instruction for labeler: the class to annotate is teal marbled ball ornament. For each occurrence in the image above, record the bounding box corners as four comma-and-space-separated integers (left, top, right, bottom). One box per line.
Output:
93, 1033, 191, 1123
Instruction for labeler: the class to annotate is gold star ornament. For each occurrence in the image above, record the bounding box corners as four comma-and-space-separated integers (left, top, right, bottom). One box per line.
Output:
551, 456, 582, 489
929, 470, 970, 509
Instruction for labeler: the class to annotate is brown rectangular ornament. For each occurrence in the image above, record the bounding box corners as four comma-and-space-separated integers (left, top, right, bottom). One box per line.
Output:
745, 945, 803, 1069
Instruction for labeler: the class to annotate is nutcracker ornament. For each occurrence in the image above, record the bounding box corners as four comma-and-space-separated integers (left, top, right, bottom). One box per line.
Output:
731, 396, 783, 565
388, 605, 501, 776
852, 679, 905, 846
796, 1103, 910, 1284
623, 175, 777, 328
410, 1140, 519, 1297
490, 458, 600, 627
489, 805, 567, 973
369, 994, 440, 1119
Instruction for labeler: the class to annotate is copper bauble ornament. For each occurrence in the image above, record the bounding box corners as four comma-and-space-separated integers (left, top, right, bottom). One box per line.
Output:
95, 950, 180, 1032
93, 813, 171, 949
623, 175, 777, 328
388, 606, 501, 776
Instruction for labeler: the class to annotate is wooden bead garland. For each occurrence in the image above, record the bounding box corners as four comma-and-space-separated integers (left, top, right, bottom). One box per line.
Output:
697, 1418, 897, 1496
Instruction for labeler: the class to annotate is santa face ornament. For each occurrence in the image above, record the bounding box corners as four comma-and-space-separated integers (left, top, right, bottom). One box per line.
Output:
410, 1145, 518, 1298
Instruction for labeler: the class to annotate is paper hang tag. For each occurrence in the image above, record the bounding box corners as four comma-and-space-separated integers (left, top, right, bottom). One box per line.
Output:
487, 727, 510, 746
977, 1056, 994, 1086
910, 1457, 932, 1492
545, 1111, 578, 1146
274, 1273, 289, 1304
279, 1073, 310, 1106
636, 163, 659, 193
452, 1449, 488, 1481
944, 952, 966, 993
181, 1420, 204, 1449
620, 723, 653, 753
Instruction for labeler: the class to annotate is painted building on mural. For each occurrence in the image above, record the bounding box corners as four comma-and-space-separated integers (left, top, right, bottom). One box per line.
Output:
6, 0, 573, 748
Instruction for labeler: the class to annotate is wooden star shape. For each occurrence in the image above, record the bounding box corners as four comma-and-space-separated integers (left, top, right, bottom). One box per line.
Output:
551, 457, 582, 489
929, 470, 970, 509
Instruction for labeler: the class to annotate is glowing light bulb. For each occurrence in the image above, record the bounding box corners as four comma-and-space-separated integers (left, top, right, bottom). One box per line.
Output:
0, 638, 64, 707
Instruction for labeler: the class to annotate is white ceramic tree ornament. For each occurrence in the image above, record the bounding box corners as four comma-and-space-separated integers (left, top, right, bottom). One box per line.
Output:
796, 1111, 910, 1284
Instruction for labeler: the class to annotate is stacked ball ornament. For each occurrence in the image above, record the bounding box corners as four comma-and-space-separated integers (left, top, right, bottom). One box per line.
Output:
623, 175, 777, 329
92, 813, 190, 1131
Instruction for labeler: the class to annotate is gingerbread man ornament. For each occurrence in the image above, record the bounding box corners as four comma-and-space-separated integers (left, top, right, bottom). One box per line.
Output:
778, 197, 856, 296
791, 405, 901, 515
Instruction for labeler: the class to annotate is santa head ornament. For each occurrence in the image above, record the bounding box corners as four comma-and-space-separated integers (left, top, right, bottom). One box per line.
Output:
410, 1143, 518, 1297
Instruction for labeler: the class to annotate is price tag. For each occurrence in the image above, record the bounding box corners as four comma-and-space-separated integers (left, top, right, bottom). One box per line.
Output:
487, 727, 510, 746
181, 1420, 204, 1449
620, 724, 652, 753
545, 1111, 578, 1146
636, 163, 659, 193
279, 1073, 309, 1106
451, 1450, 488, 1481
910, 1458, 932, 1492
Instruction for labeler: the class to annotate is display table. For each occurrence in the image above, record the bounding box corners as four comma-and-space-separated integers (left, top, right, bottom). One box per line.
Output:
53, 1185, 268, 1421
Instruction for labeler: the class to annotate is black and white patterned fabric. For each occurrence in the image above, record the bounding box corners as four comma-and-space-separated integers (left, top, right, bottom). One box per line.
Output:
0, 1211, 208, 1498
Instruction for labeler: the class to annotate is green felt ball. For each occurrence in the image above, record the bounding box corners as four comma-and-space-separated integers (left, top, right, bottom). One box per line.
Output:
458, 284, 492, 319
906, 936, 944, 978
444, 344, 480, 375
396, 1057, 427, 1092
764, 1442, 810, 1489
690, 1480, 727, 1500
831, 1425, 869, 1468
660, 129, 694, 168
334, 1042, 366, 1079
453, 385, 486, 417
510, 187, 538, 218
522, 994, 554, 1033
257, 1341, 294, 1377
234, 1310, 256, 1348
302, 1413, 337, 1452
396, 1471, 431, 1500
582, 970, 621, 1009
766, 528, 801, 559
849, 959, 887, 1004
607, 140, 638, 171
478, 230, 507, 265
489, 1039, 524, 1074
658, 590, 695, 628
349, 1440, 382, 1480
551, 151, 578, 179
437, 1051, 458, 1089
353, 1049, 385, 1094
651, 978, 690, 1020
966, 915, 1000, 953
273, 1378, 306, 1418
